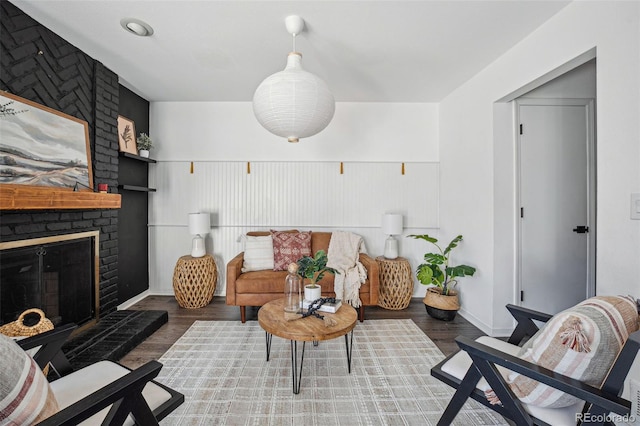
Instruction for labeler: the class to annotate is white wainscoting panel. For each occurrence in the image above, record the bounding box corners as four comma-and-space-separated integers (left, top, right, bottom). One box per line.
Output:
149, 161, 438, 228
148, 161, 439, 296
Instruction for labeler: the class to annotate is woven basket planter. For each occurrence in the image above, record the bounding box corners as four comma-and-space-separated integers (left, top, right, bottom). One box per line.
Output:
423, 287, 459, 321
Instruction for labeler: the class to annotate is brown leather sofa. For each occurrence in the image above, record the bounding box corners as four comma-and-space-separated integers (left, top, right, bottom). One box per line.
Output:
226, 231, 379, 323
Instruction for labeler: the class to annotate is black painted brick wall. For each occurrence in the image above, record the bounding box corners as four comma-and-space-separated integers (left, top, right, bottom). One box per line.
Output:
0, 1, 120, 317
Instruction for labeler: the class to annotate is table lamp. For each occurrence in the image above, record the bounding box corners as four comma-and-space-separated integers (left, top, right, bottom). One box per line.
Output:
188, 212, 210, 257
382, 213, 403, 259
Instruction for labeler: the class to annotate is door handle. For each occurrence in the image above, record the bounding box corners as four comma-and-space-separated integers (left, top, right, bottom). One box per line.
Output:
572, 226, 589, 233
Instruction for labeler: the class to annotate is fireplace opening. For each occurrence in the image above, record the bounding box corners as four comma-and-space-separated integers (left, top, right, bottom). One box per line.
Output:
0, 231, 99, 330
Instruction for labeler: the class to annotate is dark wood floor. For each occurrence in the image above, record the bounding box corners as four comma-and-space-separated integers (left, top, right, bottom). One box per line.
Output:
118, 296, 487, 369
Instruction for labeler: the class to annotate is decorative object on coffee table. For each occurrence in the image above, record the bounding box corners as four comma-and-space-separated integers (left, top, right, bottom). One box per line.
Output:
297, 249, 338, 302
284, 263, 302, 313
172, 254, 217, 308
375, 256, 413, 310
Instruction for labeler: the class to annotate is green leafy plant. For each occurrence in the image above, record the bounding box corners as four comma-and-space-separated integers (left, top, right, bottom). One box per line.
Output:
136, 133, 153, 151
408, 234, 476, 295
296, 250, 339, 288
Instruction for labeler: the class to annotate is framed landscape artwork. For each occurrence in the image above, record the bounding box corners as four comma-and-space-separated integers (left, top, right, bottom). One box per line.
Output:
0, 91, 93, 190
117, 115, 138, 155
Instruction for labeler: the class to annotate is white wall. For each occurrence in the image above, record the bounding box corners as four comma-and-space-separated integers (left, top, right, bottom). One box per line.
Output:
439, 0, 640, 393
149, 102, 441, 297
440, 0, 639, 334
151, 102, 438, 162
522, 59, 596, 99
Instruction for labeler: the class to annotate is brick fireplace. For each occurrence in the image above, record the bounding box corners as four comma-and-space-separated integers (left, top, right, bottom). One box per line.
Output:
1, 1, 120, 318
0, 2, 164, 368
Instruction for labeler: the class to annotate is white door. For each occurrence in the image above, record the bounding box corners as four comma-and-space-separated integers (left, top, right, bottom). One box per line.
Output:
517, 99, 595, 315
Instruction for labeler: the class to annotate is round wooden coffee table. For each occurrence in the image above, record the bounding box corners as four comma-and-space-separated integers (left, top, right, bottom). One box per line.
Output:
258, 298, 357, 394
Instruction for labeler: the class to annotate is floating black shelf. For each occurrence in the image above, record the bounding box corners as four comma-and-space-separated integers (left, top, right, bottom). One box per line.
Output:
119, 152, 157, 163
118, 185, 156, 192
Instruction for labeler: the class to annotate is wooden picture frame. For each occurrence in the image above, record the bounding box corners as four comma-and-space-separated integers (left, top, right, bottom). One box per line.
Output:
0, 91, 93, 190
117, 115, 138, 155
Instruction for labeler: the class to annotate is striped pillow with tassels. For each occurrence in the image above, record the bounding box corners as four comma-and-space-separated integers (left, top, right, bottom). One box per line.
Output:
485, 295, 639, 408
0, 333, 59, 423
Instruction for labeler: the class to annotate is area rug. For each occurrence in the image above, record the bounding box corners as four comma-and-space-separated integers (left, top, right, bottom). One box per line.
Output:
156, 319, 508, 425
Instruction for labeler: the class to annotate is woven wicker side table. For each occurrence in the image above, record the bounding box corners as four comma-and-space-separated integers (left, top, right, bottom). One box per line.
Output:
173, 254, 217, 308
375, 256, 414, 310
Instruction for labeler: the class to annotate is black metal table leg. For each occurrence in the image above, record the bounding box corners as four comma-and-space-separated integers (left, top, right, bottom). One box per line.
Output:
265, 332, 272, 361
290, 340, 306, 394
345, 330, 354, 374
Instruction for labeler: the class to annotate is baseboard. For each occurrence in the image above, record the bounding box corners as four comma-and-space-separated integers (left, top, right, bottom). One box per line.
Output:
117, 290, 151, 310
457, 307, 513, 337
147, 290, 226, 297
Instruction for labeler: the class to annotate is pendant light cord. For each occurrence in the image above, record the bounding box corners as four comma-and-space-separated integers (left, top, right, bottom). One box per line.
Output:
292, 33, 296, 53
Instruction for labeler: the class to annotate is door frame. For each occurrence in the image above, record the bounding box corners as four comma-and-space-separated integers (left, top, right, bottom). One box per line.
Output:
514, 98, 597, 308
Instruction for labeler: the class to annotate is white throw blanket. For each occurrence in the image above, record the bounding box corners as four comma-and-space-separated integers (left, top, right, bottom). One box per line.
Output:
327, 231, 368, 308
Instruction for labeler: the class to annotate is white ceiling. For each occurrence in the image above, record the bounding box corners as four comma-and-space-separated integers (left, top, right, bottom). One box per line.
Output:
11, 0, 571, 103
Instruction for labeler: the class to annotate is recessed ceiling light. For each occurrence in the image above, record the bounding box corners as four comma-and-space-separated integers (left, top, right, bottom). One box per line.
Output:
120, 18, 154, 37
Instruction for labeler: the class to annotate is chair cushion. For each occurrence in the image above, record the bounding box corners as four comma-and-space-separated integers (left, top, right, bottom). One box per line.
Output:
507, 295, 639, 408
440, 336, 584, 425
50, 360, 172, 426
241, 235, 274, 272
0, 332, 58, 424
441, 336, 521, 393
271, 230, 312, 271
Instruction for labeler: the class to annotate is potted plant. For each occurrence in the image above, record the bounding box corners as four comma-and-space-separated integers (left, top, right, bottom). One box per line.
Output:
408, 234, 476, 321
136, 133, 153, 158
296, 250, 339, 301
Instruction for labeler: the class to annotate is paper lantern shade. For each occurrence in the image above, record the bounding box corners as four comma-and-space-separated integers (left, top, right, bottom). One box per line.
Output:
253, 53, 335, 143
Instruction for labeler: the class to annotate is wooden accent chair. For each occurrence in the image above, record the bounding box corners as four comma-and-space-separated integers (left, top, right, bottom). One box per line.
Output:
16, 324, 184, 425
431, 303, 640, 426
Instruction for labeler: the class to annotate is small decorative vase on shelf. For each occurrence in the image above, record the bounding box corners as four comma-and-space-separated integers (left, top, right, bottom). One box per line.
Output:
139, 149, 150, 158
304, 284, 321, 301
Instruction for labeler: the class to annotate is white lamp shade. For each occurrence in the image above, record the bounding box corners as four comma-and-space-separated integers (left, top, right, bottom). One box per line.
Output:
188, 213, 210, 236
253, 53, 335, 143
382, 214, 403, 235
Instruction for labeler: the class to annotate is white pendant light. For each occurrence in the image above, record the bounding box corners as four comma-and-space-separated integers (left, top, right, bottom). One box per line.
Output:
253, 15, 335, 143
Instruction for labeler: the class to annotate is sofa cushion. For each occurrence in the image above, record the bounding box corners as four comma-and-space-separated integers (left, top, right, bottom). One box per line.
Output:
0, 332, 59, 424
241, 235, 274, 272
492, 295, 639, 408
271, 230, 312, 271
311, 232, 332, 254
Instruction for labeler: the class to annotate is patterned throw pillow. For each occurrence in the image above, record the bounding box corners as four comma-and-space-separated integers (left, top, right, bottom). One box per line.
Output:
241, 235, 275, 272
0, 332, 59, 423
271, 230, 312, 271
485, 295, 639, 408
